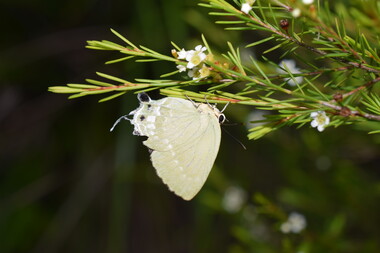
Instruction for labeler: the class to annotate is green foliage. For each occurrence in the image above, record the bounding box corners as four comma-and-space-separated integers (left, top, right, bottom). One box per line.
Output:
46, 1, 380, 251
3, 0, 380, 253
49, 0, 380, 139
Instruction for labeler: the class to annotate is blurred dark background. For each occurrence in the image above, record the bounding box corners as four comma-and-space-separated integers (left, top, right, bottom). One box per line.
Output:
1, 0, 380, 253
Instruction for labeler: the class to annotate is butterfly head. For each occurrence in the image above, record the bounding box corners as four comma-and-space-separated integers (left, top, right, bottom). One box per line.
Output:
213, 106, 226, 124
218, 113, 226, 124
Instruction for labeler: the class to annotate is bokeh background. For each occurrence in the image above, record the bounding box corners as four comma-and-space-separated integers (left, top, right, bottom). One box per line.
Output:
1, 0, 380, 252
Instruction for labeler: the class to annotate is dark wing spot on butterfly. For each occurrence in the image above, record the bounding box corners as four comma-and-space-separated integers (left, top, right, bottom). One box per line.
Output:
147, 104, 152, 109
140, 115, 146, 121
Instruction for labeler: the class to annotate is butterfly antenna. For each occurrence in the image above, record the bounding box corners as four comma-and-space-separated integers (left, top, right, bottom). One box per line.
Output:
222, 118, 249, 126
203, 94, 230, 112
223, 122, 245, 126
204, 95, 218, 110
222, 127, 247, 150
110, 115, 130, 132
203, 94, 211, 106
220, 102, 230, 113
185, 94, 199, 108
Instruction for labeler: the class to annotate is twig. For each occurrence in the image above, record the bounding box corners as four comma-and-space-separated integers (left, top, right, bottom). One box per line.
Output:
341, 76, 380, 99
244, 11, 380, 74
319, 101, 380, 121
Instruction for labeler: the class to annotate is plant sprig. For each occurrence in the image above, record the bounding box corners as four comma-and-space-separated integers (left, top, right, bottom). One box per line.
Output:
49, 0, 380, 138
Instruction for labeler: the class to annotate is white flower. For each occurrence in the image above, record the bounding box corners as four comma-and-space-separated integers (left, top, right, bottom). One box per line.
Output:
277, 59, 303, 86
241, 3, 252, 14
292, 8, 301, 18
177, 49, 188, 59
302, 0, 314, 4
222, 186, 247, 213
185, 45, 207, 69
173, 45, 209, 77
280, 212, 307, 234
241, 0, 256, 14
176, 64, 186, 72
310, 111, 330, 132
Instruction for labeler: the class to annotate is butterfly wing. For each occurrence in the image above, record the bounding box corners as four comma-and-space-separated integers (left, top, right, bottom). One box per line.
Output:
131, 97, 221, 200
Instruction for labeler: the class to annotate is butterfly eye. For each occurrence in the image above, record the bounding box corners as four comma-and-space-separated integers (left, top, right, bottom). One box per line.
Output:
218, 114, 226, 124
138, 92, 151, 102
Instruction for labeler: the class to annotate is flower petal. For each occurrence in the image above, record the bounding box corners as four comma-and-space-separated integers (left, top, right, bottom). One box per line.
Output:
317, 125, 325, 132
177, 49, 187, 59
310, 112, 318, 118
176, 65, 186, 72
241, 3, 252, 14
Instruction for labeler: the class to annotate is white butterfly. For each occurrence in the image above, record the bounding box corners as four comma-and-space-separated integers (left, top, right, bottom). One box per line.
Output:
111, 93, 225, 200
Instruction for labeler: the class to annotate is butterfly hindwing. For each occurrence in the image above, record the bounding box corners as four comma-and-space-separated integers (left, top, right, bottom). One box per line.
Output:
130, 95, 222, 200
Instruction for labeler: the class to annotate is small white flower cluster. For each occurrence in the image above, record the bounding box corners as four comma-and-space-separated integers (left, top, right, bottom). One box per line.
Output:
175, 45, 210, 81
222, 186, 247, 213
241, 0, 256, 14
277, 59, 303, 86
310, 111, 330, 132
280, 212, 307, 234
